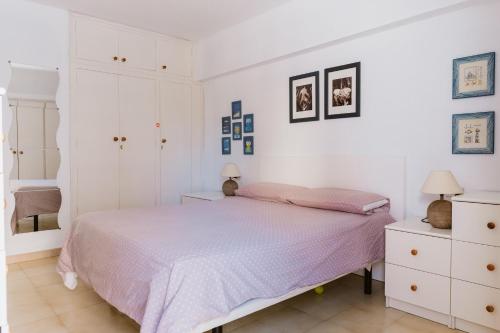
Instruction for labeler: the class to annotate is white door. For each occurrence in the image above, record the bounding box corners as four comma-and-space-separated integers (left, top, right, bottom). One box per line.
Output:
118, 75, 157, 208
45, 149, 60, 179
119, 31, 156, 71
160, 80, 192, 204
16, 100, 45, 179
158, 37, 192, 77
74, 69, 120, 214
74, 18, 119, 64
44, 102, 59, 149
8, 100, 19, 179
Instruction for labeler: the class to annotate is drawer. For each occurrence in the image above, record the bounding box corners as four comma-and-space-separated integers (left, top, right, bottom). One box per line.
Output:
386, 230, 451, 276
452, 279, 500, 331
181, 196, 204, 205
385, 263, 450, 314
452, 240, 500, 289
453, 202, 500, 246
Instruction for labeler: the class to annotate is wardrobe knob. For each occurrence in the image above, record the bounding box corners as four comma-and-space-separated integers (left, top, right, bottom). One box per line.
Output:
486, 305, 495, 313
113, 136, 119, 142
487, 264, 496, 272
411, 249, 418, 256
12, 150, 16, 155
161, 138, 167, 143
410, 285, 417, 292
113, 56, 118, 61
19, 151, 24, 155
487, 222, 496, 230
162, 65, 167, 70
121, 57, 127, 62
121, 136, 127, 142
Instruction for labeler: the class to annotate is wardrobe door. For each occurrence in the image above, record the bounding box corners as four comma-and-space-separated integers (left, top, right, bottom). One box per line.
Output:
118, 75, 157, 208
16, 100, 45, 179
8, 101, 19, 179
160, 80, 192, 204
158, 37, 192, 77
74, 18, 119, 64
118, 31, 156, 71
44, 103, 60, 179
74, 69, 120, 215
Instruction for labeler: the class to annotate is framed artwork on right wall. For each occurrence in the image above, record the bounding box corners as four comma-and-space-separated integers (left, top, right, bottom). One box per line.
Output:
324, 62, 360, 119
452, 52, 495, 99
452, 111, 495, 154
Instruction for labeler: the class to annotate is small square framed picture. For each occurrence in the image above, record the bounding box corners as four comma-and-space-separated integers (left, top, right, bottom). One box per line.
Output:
222, 137, 231, 155
453, 52, 495, 99
243, 136, 254, 155
324, 62, 360, 119
452, 111, 495, 154
232, 100, 242, 119
243, 114, 254, 133
222, 116, 231, 134
289, 71, 319, 123
232, 122, 242, 140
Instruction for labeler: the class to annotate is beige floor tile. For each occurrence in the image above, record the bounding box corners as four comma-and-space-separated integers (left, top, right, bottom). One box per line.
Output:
11, 316, 69, 333
7, 289, 56, 326
20, 257, 58, 277
7, 271, 36, 295
385, 314, 456, 333
29, 271, 65, 288
231, 307, 321, 333
37, 283, 104, 315
7, 263, 23, 272
288, 289, 354, 320
59, 303, 139, 333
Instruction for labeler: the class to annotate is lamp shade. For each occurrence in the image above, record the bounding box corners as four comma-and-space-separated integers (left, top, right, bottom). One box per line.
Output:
421, 170, 463, 195
221, 163, 241, 178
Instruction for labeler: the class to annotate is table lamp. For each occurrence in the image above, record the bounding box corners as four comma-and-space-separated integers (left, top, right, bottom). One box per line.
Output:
421, 170, 463, 229
221, 163, 240, 196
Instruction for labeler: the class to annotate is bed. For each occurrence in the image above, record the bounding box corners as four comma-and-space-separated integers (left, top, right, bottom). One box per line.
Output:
58, 155, 405, 333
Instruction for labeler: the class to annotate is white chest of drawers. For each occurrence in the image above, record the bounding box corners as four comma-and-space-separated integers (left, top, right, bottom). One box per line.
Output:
385, 191, 500, 333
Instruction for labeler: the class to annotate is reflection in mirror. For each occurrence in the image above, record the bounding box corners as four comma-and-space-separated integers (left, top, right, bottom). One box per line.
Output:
8, 63, 61, 234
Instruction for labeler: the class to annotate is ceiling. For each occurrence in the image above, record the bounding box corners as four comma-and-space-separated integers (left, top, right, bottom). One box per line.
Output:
30, 0, 292, 40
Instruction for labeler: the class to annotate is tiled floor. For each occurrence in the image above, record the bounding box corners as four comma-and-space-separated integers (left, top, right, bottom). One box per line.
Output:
7, 257, 457, 333
16, 214, 60, 234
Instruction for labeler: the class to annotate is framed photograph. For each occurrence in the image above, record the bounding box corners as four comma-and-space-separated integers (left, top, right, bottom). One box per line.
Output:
243, 136, 254, 155
222, 116, 231, 134
232, 122, 242, 140
324, 62, 360, 119
222, 137, 231, 155
452, 111, 494, 154
232, 100, 242, 119
453, 52, 495, 99
289, 71, 319, 123
243, 114, 254, 133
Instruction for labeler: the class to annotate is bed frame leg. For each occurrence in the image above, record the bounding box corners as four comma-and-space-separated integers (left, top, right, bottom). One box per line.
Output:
212, 326, 223, 333
364, 268, 372, 295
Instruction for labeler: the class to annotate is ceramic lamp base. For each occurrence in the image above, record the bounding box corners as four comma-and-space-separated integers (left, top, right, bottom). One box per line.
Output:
222, 179, 238, 196
427, 199, 452, 229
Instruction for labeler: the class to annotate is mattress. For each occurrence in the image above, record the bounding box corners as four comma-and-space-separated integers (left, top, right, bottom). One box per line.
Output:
58, 196, 393, 333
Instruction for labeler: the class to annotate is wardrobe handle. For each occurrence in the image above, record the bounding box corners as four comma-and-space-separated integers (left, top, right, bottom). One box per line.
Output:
12, 150, 17, 155
113, 56, 118, 61
161, 138, 167, 143
162, 65, 167, 70
411, 249, 418, 256
113, 136, 119, 142
121, 136, 127, 142
487, 222, 496, 230
121, 57, 127, 63
19, 151, 24, 155
486, 305, 495, 313
410, 284, 417, 292
487, 264, 496, 272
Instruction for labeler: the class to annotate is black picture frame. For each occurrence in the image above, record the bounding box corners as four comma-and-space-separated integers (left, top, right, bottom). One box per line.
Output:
222, 116, 231, 134
289, 71, 319, 123
232, 100, 242, 119
222, 137, 231, 155
243, 114, 254, 133
324, 62, 360, 120
243, 136, 254, 155
232, 122, 242, 140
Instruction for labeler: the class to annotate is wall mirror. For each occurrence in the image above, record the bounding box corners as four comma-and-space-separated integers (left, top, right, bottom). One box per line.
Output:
7, 63, 61, 234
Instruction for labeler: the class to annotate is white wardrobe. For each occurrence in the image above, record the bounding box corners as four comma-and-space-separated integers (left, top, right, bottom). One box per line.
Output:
71, 14, 203, 216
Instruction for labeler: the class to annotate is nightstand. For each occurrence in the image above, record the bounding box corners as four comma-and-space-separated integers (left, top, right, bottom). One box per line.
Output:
385, 217, 453, 328
181, 191, 225, 204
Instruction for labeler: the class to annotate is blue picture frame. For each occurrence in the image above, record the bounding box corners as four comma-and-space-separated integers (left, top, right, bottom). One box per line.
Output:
222, 137, 231, 155
222, 116, 231, 134
452, 111, 494, 154
243, 114, 254, 133
453, 52, 495, 99
232, 122, 242, 140
243, 136, 254, 155
232, 100, 242, 119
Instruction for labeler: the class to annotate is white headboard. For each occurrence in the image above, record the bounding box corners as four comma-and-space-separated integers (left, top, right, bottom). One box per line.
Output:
258, 155, 406, 220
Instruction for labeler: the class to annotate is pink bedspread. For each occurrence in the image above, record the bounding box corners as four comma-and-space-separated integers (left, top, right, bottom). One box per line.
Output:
58, 196, 393, 333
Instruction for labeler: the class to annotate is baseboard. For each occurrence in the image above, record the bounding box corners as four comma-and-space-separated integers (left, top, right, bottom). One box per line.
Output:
6, 248, 61, 264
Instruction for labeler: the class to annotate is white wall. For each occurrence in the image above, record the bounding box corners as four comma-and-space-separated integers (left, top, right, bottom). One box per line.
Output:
198, 0, 500, 218
0, 0, 70, 255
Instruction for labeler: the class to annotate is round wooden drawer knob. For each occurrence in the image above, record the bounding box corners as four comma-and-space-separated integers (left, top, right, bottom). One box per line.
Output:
113, 136, 119, 142
121, 57, 127, 62
487, 222, 496, 230
487, 264, 496, 272
486, 305, 495, 313
410, 285, 418, 292
411, 249, 418, 256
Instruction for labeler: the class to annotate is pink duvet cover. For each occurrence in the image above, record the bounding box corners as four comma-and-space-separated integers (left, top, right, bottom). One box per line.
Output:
58, 196, 393, 333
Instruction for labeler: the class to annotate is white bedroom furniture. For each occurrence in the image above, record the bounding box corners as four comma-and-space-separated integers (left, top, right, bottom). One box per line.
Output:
451, 192, 500, 333
181, 191, 225, 204
386, 192, 500, 333
71, 14, 203, 217
421, 170, 463, 229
